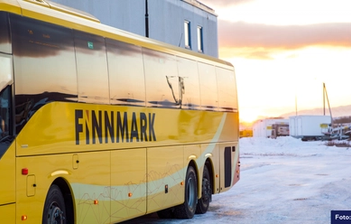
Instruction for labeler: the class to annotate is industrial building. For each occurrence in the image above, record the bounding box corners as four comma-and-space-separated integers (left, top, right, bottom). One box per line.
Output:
51, 0, 219, 57
253, 119, 289, 138
289, 115, 331, 140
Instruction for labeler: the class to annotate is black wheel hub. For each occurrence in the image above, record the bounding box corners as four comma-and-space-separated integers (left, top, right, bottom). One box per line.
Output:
48, 202, 65, 224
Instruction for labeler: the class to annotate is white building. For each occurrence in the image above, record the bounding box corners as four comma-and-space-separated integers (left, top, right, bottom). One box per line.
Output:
289, 115, 331, 140
51, 0, 219, 57
253, 119, 289, 138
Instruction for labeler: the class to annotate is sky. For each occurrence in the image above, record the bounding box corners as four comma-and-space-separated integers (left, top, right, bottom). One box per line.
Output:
200, 0, 351, 123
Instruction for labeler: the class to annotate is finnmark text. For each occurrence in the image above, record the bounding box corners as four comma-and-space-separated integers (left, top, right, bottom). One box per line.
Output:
75, 110, 156, 145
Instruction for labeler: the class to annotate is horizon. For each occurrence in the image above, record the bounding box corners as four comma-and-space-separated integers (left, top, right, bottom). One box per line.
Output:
200, 0, 351, 123
239, 103, 351, 127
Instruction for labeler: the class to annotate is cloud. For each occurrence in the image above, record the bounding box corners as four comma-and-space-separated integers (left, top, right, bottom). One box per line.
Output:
218, 20, 351, 59
220, 47, 274, 60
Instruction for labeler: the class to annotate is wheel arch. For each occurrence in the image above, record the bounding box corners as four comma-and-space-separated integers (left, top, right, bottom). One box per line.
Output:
204, 158, 215, 195
50, 177, 75, 223
187, 159, 200, 198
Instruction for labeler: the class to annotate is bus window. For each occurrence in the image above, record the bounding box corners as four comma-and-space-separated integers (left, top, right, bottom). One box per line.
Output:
176, 57, 200, 110
74, 30, 109, 104
106, 39, 146, 106
0, 54, 13, 156
0, 54, 12, 95
198, 62, 218, 111
0, 86, 10, 138
11, 14, 78, 134
143, 48, 179, 108
216, 67, 238, 112
0, 12, 11, 54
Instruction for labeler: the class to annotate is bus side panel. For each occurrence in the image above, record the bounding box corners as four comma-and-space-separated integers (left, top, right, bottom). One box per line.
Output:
71, 151, 111, 224
15, 103, 227, 156
147, 146, 185, 213
199, 112, 239, 195
220, 112, 239, 142
218, 142, 239, 194
16, 152, 111, 224
0, 145, 15, 223
0, 144, 15, 205
16, 154, 73, 223
183, 144, 201, 197
110, 148, 147, 223
232, 143, 240, 186
0, 204, 15, 223
201, 143, 220, 194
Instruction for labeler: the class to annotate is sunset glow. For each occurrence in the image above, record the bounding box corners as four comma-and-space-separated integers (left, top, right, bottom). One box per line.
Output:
201, 0, 351, 123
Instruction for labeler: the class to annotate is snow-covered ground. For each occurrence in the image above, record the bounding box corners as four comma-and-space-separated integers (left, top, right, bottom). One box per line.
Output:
122, 137, 351, 224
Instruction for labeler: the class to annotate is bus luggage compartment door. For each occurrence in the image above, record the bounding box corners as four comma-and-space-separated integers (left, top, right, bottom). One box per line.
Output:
219, 145, 234, 193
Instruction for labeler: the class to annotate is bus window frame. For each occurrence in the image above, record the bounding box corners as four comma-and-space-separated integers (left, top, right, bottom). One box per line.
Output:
0, 12, 11, 54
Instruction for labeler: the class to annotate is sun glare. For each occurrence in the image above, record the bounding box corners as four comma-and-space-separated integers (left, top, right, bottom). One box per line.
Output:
240, 109, 260, 123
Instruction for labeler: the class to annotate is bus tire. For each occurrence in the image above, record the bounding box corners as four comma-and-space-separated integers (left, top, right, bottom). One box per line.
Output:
174, 166, 198, 219
157, 208, 174, 219
196, 165, 211, 214
42, 184, 67, 224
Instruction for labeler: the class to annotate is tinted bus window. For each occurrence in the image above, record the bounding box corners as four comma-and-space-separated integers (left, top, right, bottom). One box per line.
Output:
0, 54, 12, 93
0, 54, 13, 152
143, 48, 179, 108
74, 31, 109, 104
0, 85, 12, 158
0, 86, 11, 137
216, 67, 238, 112
177, 57, 200, 110
11, 14, 78, 133
198, 62, 218, 111
0, 12, 11, 54
106, 39, 145, 106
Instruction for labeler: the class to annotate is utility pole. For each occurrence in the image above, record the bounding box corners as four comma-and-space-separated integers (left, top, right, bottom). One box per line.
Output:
323, 83, 333, 125
295, 94, 297, 116
323, 83, 325, 115
145, 0, 149, 38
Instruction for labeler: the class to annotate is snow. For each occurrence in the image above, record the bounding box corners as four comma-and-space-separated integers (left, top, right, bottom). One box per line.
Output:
121, 137, 351, 224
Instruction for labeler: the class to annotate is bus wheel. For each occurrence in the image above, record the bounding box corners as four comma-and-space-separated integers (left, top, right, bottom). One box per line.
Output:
42, 184, 66, 224
157, 208, 174, 219
174, 166, 197, 219
196, 165, 211, 214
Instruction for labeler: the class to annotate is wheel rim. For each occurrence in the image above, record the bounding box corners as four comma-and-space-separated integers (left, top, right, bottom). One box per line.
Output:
187, 176, 196, 209
47, 201, 64, 224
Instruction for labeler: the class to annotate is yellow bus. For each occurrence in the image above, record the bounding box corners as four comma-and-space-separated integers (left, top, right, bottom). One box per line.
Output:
0, 0, 240, 223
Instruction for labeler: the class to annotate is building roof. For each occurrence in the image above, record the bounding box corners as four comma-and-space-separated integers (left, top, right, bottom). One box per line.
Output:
182, 0, 217, 16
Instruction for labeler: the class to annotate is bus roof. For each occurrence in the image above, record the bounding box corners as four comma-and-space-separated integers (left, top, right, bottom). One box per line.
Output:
0, 0, 234, 69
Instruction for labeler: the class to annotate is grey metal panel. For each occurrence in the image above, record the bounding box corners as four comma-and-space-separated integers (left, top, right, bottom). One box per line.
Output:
102, 0, 145, 36
53, 0, 145, 36
149, 0, 218, 57
51, 0, 218, 57
149, 0, 184, 47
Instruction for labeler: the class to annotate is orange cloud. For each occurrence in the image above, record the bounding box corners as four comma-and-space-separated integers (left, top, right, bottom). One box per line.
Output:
219, 47, 274, 60
218, 20, 351, 59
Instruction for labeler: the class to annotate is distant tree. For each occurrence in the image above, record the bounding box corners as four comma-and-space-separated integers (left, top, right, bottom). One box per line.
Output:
333, 116, 351, 124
